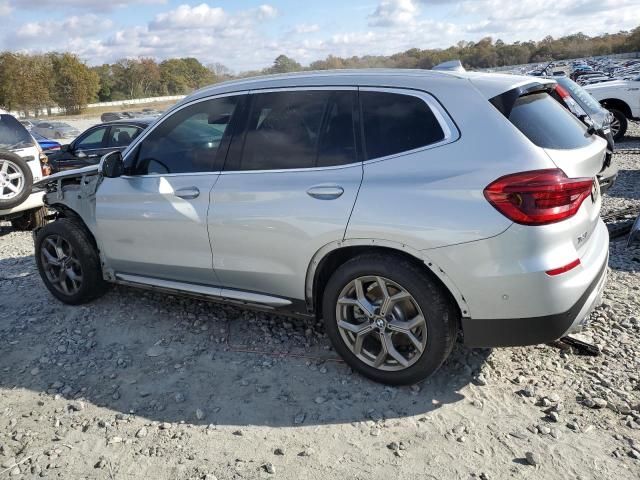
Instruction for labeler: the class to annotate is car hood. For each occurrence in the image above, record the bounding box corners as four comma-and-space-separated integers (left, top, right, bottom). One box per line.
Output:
34, 164, 99, 188
584, 79, 632, 91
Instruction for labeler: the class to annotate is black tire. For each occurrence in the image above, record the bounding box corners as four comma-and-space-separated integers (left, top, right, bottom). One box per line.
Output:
0, 151, 33, 209
35, 218, 108, 305
608, 108, 628, 142
10, 207, 47, 231
322, 253, 458, 385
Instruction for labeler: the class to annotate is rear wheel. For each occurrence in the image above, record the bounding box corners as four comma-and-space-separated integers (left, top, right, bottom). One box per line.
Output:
608, 108, 627, 141
322, 253, 458, 385
10, 207, 47, 231
35, 218, 108, 304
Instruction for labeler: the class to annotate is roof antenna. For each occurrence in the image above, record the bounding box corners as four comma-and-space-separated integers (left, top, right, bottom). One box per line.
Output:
432, 60, 466, 72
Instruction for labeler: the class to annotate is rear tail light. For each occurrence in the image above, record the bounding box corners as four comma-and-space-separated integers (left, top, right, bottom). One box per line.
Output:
554, 84, 571, 99
484, 169, 594, 226
40, 154, 51, 177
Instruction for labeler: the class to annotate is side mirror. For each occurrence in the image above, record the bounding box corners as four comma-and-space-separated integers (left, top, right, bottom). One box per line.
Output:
99, 151, 124, 178
76, 149, 86, 158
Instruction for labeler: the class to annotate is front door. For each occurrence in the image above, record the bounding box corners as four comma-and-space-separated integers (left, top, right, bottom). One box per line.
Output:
208, 88, 363, 300
95, 94, 243, 285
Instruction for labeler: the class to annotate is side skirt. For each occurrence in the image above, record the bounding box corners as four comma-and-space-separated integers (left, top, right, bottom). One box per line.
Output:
114, 273, 312, 318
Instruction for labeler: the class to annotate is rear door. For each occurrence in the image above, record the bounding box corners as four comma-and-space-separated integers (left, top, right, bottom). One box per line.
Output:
207, 88, 363, 300
70, 126, 111, 167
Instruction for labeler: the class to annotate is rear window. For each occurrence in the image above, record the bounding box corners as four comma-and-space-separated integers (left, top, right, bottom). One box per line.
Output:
508, 93, 591, 149
360, 91, 445, 160
0, 114, 34, 150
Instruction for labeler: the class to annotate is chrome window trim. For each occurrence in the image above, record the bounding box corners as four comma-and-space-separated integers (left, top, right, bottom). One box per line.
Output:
358, 86, 460, 166
120, 90, 250, 178
121, 85, 459, 178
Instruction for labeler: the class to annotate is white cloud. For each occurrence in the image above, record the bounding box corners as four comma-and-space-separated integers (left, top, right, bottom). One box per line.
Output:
369, 0, 419, 27
0, 0, 11, 16
14, 15, 113, 44
10, 0, 166, 13
1, 0, 638, 72
290, 23, 320, 34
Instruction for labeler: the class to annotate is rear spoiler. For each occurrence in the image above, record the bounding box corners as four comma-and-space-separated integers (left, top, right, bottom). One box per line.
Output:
489, 81, 556, 117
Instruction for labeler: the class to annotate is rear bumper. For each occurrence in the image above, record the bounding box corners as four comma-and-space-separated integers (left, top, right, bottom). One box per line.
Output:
462, 253, 608, 347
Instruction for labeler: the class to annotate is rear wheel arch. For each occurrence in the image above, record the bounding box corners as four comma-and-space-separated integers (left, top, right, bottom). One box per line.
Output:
307, 240, 469, 320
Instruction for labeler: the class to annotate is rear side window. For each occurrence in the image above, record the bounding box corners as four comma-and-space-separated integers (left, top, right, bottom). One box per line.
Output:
231, 90, 358, 171
508, 93, 591, 149
0, 114, 33, 150
360, 91, 444, 160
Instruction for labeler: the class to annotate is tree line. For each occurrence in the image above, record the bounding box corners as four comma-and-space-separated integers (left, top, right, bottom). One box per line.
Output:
1, 26, 638, 116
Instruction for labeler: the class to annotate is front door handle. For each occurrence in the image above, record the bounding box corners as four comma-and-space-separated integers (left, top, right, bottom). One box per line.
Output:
174, 187, 200, 199
306, 185, 344, 200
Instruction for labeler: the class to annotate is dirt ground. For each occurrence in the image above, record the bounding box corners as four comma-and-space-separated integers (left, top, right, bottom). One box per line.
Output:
0, 135, 639, 479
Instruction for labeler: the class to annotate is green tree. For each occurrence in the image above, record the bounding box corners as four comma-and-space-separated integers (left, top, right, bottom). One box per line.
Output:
0, 53, 52, 115
49, 53, 99, 114
159, 57, 215, 95
267, 55, 302, 74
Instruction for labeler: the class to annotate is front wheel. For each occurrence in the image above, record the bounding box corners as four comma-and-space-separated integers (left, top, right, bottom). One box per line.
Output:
322, 253, 458, 385
35, 218, 108, 304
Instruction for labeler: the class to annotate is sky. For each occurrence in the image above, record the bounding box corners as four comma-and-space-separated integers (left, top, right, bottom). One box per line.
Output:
0, 0, 639, 72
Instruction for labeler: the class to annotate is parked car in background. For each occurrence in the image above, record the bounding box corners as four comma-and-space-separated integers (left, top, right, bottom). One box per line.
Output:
34, 70, 609, 384
32, 121, 80, 140
46, 118, 153, 173
31, 131, 62, 152
548, 76, 617, 192
101, 112, 127, 122
585, 75, 640, 141
19, 119, 38, 130
0, 113, 49, 230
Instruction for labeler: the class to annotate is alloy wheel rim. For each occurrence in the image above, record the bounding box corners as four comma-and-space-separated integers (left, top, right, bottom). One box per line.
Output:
609, 116, 620, 137
40, 235, 83, 296
0, 159, 25, 200
335, 276, 427, 372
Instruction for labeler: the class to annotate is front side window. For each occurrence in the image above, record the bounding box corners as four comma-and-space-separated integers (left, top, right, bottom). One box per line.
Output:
76, 127, 108, 150
229, 90, 357, 171
360, 91, 445, 160
131, 96, 239, 175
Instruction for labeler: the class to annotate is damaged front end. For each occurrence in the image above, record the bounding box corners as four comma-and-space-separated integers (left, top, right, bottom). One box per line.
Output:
33, 164, 102, 234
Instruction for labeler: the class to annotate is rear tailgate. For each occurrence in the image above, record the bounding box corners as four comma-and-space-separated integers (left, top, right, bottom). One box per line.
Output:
492, 85, 606, 255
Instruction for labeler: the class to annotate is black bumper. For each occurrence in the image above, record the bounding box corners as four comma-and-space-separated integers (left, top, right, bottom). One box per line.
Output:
462, 259, 608, 348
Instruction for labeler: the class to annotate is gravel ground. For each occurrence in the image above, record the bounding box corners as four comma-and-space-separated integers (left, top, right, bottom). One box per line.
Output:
0, 151, 639, 479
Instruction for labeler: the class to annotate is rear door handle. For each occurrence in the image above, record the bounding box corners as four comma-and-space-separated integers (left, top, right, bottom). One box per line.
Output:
174, 187, 200, 199
306, 185, 344, 200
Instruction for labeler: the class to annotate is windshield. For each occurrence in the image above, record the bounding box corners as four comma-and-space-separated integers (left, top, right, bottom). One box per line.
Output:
0, 114, 35, 150
556, 77, 603, 116
50, 122, 71, 128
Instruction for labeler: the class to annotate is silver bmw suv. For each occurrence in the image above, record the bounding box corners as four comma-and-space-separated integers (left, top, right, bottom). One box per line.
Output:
34, 70, 609, 385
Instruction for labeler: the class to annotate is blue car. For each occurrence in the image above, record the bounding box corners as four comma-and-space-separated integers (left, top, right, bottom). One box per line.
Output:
31, 131, 61, 152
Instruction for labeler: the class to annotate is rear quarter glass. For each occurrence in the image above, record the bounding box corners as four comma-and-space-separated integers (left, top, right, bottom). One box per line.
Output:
508, 93, 591, 150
